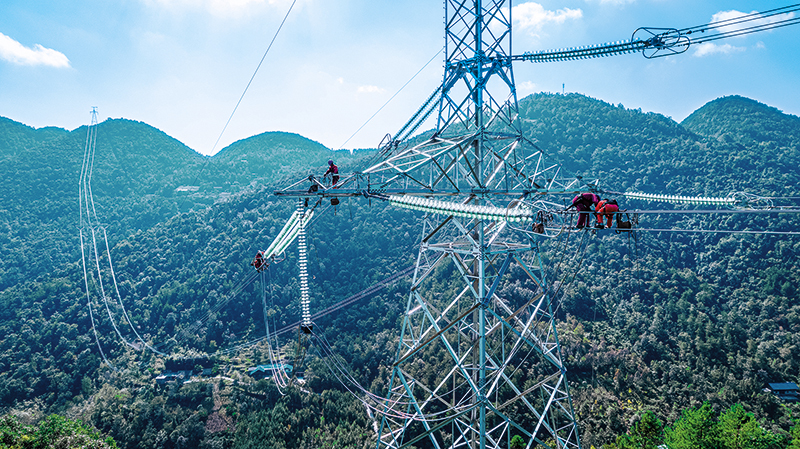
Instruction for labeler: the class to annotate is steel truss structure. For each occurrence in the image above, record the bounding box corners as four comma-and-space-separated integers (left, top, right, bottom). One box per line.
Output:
267, 4, 800, 448
374, 213, 581, 449
367, 1, 583, 448
268, 3, 800, 449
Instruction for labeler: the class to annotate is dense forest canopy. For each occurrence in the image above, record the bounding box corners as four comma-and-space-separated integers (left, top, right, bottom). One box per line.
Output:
0, 93, 798, 448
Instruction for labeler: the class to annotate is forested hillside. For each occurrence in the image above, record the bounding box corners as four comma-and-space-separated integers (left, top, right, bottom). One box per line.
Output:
0, 93, 798, 449
0, 119, 354, 291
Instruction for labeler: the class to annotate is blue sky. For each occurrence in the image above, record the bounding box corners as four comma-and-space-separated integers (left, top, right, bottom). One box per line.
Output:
1, 1, 798, 155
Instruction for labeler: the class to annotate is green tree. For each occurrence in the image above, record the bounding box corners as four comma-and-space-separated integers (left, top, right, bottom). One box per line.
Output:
0, 413, 117, 449
510, 434, 525, 449
0, 414, 26, 447
717, 404, 780, 449
617, 411, 664, 449
788, 421, 800, 449
664, 402, 719, 449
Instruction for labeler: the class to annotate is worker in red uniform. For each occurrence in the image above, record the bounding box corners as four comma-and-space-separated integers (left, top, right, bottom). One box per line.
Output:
250, 250, 266, 272
567, 193, 600, 228
324, 160, 339, 185
595, 198, 619, 229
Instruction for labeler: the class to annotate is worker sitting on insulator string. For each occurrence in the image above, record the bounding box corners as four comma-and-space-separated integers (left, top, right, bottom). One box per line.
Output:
250, 250, 266, 272
595, 198, 619, 229
324, 159, 339, 186
566, 193, 600, 229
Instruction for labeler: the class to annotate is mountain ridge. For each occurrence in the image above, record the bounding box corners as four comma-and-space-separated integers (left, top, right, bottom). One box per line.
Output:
1, 93, 799, 448
4, 92, 799, 169
681, 95, 800, 143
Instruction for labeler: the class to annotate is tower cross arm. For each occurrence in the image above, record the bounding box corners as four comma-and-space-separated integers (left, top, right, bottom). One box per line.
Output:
511, 30, 681, 64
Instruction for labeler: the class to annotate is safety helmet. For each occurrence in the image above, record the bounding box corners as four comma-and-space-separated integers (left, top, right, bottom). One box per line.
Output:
328, 159, 334, 165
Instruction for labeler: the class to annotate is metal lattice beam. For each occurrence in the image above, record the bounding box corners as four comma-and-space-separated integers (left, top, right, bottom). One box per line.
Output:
372, 2, 583, 449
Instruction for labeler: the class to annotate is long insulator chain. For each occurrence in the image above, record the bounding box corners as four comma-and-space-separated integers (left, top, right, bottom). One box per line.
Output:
297, 201, 311, 331
517, 39, 647, 63
394, 86, 442, 143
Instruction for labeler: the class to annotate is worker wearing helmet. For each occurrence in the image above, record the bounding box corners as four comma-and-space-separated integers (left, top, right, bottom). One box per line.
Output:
567, 193, 600, 229
595, 198, 619, 229
250, 250, 266, 272
324, 159, 339, 185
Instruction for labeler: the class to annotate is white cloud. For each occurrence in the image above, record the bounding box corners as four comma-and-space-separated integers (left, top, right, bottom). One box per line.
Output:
518, 81, 537, 93
0, 32, 70, 68
357, 85, 385, 94
512, 2, 582, 34
693, 42, 745, 57
587, 0, 636, 5
689, 10, 793, 57
709, 9, 795, 38
142, 0, 296, 16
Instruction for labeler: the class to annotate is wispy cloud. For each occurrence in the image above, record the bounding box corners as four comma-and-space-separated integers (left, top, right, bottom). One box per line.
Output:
143, 0, 296, 16
513, 2, 582, 34
357, 85, 385, 94
518, 81, 537, 92
710, 9, 795, 37
589, 0, 636, 5
690, 9, 792, 57
0, 32, 70, 68
693, 42, 745, 57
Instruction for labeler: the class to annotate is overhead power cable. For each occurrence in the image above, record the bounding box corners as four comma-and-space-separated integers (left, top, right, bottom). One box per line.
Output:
630, 228, 800, 236
690, 16, 800, 44
312, 329, 475, 420
101, 227, 166, 355
260, 270, 289, 395
172, 269, 261, 347
176, 0, 298, 212
515, 4, 800, 63
90, 227, 137, 350
80, 230, 117, 372
79, 108, 164, 359
680, 4, 800, 38
210, 0, 299, 155
79, 109, 116, 370
607, 209, 800, 215
218, 265, 414, 354
339, 47, 444, 151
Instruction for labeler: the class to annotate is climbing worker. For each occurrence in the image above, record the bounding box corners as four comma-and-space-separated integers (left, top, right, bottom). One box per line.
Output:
324, 160, 339, 186
567, 193, 600, 229
595, 198, 619, 229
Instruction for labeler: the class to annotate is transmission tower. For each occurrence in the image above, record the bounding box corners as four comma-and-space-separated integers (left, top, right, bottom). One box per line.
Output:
272, 3, 800, 448
364, 2, 583, 448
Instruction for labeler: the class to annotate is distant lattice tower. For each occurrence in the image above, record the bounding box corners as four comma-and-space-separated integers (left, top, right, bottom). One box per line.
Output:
366, 1, 583, 448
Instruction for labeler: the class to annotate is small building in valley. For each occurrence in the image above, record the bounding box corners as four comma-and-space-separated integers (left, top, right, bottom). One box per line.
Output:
767, 382, 799, 402
247, 364, 293, 380
155, 370, 193, 385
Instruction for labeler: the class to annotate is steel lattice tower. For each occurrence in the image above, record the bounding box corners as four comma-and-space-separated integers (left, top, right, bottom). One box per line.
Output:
270, 4, 800, 447
366, 1, 583, 448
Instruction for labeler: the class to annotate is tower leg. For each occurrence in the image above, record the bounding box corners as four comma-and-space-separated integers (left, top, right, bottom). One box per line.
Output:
376, 214, 581, 449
